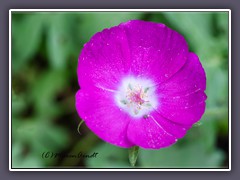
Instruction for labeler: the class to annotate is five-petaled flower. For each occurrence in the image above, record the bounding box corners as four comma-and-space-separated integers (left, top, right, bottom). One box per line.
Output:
76, 20, 207, 149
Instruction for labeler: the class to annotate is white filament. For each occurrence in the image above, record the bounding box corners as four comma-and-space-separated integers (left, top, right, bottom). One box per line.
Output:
115, 76, 159, 118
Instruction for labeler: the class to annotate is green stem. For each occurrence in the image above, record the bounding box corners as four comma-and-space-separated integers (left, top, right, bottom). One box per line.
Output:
128, 146, 139, 167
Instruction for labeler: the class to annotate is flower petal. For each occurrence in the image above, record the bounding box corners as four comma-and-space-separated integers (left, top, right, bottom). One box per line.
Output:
151, 111, 192, 139
157, 52, 207, 125
121, 20, 189, 83
76, 20, 207, 150
127, 115, 177, 149
78, 20, 189, 91
77, 26, 131, 90
76, 88, 133, 148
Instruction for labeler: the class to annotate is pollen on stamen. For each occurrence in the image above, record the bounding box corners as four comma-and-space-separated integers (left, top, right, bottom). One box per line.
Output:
115, 76, 159, 118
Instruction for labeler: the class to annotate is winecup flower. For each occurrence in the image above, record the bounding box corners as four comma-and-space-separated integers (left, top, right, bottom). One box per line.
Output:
76, 20, 207, 149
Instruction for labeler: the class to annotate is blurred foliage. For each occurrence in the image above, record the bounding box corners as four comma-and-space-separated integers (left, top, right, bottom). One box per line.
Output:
11, 12, 229, 169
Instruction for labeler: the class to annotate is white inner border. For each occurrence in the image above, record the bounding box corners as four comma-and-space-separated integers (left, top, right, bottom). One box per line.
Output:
9, 9, 231, 172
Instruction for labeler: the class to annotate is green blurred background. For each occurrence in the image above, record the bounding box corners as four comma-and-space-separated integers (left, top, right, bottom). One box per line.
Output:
11, 11, 229, 168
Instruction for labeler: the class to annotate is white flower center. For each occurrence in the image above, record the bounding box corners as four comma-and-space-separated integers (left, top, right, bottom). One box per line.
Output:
115, 76, 158, 118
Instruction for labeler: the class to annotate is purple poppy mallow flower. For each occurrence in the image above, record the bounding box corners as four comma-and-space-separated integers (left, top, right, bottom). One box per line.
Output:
76, 20, 207, 149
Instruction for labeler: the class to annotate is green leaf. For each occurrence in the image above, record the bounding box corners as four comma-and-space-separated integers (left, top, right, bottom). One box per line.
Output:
216, 12, 229, 33
163, 12, 216, 61
138, 116, 225, 168
12, 142, 44, 168
192, 118, 217, 151
12, 13, 44, 72
14, 119, 69, 151
46, 13, 79, 69
12, 93, 27, 117
78, 12, 143, 43
86, 143, 130, 168
205, 67, 228, 108
139, 142, 225, 168
30, 70, 67, 118
60, 133, 100, 166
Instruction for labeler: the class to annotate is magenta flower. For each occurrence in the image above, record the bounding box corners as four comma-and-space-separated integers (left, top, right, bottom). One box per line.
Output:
76, 20, 207, 149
